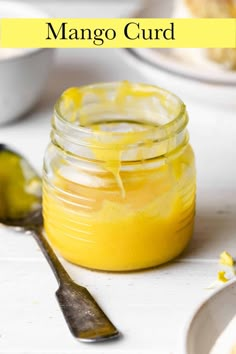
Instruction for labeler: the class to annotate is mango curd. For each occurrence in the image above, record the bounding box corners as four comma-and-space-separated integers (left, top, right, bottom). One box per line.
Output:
43, 82, 196, 271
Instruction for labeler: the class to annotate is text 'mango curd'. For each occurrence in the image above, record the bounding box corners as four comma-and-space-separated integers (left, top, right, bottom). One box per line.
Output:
43, 81, 196, 271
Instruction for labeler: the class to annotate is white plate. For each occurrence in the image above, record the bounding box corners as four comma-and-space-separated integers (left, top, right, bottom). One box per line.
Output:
183, 279, 236, 354
121, 0, 236, 106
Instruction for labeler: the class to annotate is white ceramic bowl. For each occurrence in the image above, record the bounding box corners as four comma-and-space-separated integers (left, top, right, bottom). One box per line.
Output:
183, 279, 236, 354
122, 0, 236, 107
0, 1, 54, 124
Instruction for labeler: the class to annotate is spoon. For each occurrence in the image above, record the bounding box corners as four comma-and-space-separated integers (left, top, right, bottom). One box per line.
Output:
0, 144, 119, 342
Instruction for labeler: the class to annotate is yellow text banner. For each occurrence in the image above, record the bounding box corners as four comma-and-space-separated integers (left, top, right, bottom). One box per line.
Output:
0, 18, 235, 48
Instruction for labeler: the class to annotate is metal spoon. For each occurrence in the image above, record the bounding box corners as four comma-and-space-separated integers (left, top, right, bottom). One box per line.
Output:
0, 144, 119, 342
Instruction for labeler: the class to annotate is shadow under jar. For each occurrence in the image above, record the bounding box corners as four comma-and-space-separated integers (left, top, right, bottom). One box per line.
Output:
43, 81, 196, 272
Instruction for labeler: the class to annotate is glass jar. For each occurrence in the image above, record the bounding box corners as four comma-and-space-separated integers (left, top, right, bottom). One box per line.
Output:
43, 81, 196, 271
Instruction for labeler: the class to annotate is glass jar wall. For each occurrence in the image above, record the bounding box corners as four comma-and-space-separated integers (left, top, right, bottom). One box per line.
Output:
43, 81, 196, 271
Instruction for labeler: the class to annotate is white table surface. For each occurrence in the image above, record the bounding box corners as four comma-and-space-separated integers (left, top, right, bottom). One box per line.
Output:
1, 2, 236, 354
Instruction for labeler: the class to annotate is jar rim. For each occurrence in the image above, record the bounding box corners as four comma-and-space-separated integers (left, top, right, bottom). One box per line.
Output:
54, 81, 187, 142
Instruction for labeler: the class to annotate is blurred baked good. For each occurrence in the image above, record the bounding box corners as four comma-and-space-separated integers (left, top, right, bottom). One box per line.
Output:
185, 0, 236, 17
173, 0, 236, 69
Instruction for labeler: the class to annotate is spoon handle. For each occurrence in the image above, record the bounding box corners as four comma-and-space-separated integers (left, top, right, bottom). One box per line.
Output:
31, 228, 119, 342
32, 228, 71, 284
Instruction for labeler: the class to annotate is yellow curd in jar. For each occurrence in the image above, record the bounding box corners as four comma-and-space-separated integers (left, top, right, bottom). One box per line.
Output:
43, 82, 196, 271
